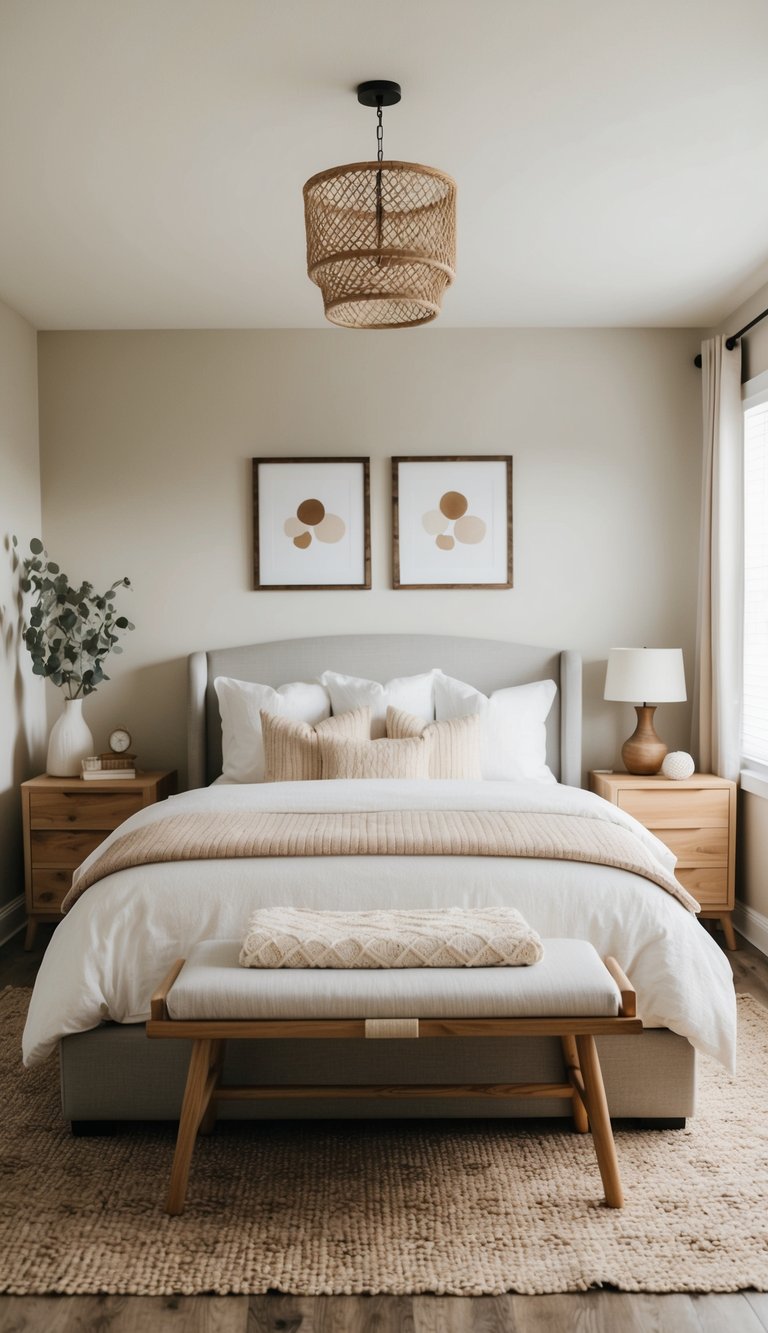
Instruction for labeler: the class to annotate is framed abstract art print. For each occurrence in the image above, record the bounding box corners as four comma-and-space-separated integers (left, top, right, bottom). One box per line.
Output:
253, 457, 371, 590
392, 455, 513, 589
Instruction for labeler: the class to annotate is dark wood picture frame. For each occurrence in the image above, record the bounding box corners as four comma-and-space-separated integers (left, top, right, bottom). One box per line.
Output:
252, 457, 371, 591
392, 455, 513, 590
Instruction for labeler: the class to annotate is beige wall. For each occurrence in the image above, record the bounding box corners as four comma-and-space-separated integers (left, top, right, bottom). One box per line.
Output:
740, 789, 768, 932
37, 328, 703, 787
0, 299, 46, 922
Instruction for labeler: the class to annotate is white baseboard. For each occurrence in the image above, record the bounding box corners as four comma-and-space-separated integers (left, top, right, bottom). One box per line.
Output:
0, 894, 25, 948
733, 902, 768, 959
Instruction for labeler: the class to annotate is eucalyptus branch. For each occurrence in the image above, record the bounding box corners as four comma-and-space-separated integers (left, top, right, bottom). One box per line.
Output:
14, 536, 135, 697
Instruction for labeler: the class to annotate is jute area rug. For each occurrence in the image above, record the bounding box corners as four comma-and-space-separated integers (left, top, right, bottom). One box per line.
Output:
1, 987, 766, 1297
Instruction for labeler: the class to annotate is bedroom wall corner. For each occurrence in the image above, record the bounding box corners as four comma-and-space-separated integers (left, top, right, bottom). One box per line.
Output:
37, 328, 703, 787
0, 298, 46, 932
711, 270, 768, 383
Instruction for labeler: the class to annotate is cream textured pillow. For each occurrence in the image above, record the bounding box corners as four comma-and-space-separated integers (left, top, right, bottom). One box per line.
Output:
319, 669, 436, 738
386, 707, 482, 780
319, 733, 430, 780
261, 708, 371, 782
214, 675, 330, 783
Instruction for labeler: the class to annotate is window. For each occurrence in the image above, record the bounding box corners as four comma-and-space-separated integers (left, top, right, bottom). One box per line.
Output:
743, 386, 768, 771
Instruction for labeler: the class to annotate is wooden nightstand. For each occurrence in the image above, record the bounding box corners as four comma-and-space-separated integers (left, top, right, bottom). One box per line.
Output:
21, 770, 177, 949
589, 771, 737, 950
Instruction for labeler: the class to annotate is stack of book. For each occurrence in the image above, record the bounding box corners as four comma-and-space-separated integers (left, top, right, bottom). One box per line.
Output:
81, 754, 137, 781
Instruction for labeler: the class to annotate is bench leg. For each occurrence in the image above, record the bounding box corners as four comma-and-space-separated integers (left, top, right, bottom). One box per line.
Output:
560, 1035, 589, 1133
166, 1038, 220, 1216
576, 1034, 624, 1209
199, 1040, 225, 1135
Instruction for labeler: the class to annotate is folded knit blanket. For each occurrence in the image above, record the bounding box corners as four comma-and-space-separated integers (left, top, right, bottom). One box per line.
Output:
65, 806, 698, 915
239, 906, 544, 969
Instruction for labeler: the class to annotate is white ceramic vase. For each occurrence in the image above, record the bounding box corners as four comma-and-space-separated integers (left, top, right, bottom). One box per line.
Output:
46, 698, 95, 777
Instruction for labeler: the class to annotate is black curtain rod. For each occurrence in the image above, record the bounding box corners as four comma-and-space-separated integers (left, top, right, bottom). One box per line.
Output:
694, 303, 768, 368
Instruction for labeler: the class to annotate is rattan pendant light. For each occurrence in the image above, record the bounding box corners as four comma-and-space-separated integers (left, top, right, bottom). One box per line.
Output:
303, 81, 456, 329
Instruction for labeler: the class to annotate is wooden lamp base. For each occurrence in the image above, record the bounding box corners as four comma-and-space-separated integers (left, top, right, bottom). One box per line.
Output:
621, 706, 667, 775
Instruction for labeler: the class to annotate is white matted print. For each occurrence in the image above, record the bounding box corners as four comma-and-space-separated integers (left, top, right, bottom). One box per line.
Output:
253, 458, 371, 590
393, 456, 513, 588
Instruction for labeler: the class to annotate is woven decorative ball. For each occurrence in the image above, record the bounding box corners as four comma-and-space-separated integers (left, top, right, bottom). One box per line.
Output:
661, 751, 695, 780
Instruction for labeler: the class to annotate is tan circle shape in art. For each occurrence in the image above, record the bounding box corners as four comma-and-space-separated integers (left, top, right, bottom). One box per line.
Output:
293, 531, 312, 549
297, 498, 325, 526
439, 491, 468, 520
284, 516, 306, 539
436, 533, 455, 550
314, 513, 346, 544
454, 514, 487, 545
422, 509, 448, 535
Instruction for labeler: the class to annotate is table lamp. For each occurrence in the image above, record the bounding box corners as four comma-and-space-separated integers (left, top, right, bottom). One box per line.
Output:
604, 648, 687, 775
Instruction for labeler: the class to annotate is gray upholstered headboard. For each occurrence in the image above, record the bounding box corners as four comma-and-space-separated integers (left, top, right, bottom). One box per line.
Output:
187, 635, 582, 789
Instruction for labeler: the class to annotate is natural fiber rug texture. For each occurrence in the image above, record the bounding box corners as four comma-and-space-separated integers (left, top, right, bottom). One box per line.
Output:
0, 986, 766, 1296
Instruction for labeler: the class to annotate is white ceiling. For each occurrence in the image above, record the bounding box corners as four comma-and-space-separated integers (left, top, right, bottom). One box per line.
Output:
2, 0, 768, 330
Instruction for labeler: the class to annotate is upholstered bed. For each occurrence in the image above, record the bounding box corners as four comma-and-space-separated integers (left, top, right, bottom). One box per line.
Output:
23, 635, 736, 1125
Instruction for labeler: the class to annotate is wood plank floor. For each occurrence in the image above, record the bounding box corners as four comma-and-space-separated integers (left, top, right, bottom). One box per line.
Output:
0, 923, 765, 1333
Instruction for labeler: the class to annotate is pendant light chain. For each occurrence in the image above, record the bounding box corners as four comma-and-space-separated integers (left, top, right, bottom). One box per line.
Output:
375, 96, 384, 253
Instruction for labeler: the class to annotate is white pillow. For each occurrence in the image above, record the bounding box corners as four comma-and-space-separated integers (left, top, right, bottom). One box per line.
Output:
319, 669, 436, 739
433, 672, 557, 783
214, 676, 330, 783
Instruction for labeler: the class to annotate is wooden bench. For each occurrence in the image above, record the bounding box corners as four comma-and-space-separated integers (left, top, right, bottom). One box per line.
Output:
147, 938, 642, 1215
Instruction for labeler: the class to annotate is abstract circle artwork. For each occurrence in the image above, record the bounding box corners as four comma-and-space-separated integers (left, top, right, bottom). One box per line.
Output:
422, 491, 487, 550
284, 499, 346, 550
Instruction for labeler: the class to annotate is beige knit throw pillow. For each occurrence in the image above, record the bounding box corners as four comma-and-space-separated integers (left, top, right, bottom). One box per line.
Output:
240, 906, 544, 969
261, 707, 371, 782
318, 732, 430, 780
386, 706, 483, 780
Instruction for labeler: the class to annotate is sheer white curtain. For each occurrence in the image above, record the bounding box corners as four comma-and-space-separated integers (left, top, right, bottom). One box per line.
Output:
692, 335, 743, 780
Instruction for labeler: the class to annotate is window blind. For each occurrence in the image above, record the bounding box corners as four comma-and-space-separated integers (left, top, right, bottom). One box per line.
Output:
743, 396, 768, 768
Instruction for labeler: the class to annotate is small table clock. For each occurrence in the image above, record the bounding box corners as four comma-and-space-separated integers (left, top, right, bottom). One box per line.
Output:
99, 727, 136, 771
108, 726, 132, 755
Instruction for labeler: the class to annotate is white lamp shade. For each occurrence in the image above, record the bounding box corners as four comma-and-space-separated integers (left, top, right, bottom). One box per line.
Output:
604, 648, 687, 704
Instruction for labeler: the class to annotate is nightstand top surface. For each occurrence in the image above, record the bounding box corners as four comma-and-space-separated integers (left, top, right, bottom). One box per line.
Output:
590, 771, 735, 790
22, 770, 176, 792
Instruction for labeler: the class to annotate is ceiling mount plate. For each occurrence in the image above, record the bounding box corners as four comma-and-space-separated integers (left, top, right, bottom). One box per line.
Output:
357, 80, 401, 108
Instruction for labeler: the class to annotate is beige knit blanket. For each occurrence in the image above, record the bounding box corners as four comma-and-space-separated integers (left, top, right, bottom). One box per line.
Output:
64, 807, 699, 914
240, 906, 545, 969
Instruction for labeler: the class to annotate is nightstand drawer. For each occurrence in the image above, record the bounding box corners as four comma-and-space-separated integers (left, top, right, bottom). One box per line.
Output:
21, 769, 177, 950
589, 769, 737, 948
618, 788, 729, 827
676, 866, 729, 907
30, 829, 106, 867
29, 788, 143, 828
649, 826, 728, 866
31, 868, 72, 910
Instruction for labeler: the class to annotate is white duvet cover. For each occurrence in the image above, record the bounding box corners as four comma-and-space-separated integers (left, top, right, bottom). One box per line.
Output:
22, 780, 737, 1069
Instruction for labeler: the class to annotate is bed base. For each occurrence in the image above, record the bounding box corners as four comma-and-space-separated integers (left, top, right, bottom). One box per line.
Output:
60, 1024, 695, 1124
